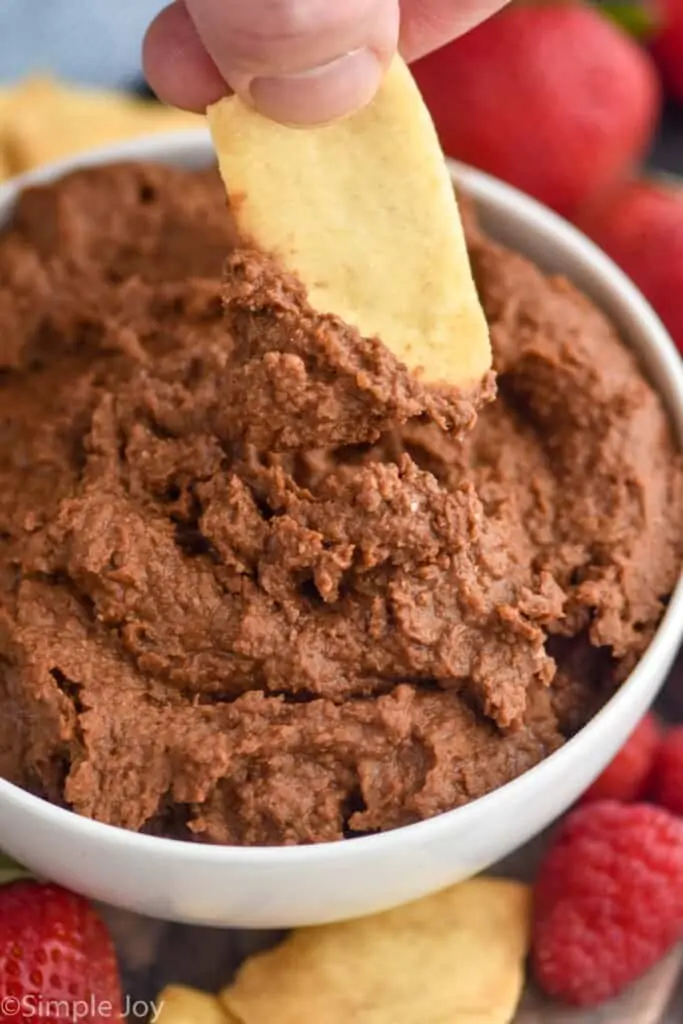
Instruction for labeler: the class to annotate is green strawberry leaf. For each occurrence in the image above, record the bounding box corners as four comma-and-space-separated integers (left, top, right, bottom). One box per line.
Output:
599, 0, 660, 41
0, 852, 31, 886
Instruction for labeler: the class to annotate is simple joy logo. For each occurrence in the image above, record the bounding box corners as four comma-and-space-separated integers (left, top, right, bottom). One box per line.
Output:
0, 996, 164, 1022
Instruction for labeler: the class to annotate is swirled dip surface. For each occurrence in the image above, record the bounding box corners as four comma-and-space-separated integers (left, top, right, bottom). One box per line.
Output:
0, 163, 680, 845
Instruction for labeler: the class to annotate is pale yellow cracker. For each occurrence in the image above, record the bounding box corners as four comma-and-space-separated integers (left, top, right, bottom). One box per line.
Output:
2, 76, 203, 175
0, 88, 15, 180
208, 56, 490, 387
220, 878, 531, 1024
156, 986, 236, 1024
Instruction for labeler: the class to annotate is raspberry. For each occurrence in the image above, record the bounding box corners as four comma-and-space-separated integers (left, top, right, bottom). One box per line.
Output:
650, 725, 683, 816
532, 801, 683, 1006
580, 713, 661, 804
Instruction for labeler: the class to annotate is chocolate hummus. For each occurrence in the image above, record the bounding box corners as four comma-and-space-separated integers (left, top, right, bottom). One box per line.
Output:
0, 163, 680, 846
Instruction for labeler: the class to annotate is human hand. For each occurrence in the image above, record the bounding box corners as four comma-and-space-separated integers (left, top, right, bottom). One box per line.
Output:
143, 0, 508, 125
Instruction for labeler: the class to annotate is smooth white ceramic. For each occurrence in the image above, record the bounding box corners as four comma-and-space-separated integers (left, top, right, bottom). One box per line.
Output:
0, 131, 682, 928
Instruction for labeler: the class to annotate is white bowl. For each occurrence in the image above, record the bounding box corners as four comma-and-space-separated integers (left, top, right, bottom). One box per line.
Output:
1, 130, 682, 929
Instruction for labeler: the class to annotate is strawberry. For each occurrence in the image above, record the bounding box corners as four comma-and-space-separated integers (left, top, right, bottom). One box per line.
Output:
411, 1, 661, 217
575, 177, 683, 352
0, 880, 122, 1022
652, 0, 683, 102
580, 712, 661, 804
650, 725, 683, 816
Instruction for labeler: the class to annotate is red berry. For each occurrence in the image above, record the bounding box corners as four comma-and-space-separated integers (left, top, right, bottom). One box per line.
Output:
580, 713, 661, 804
411, 2, 661, 217
651, 725, 683, 816
652, 0, 683, 103
0, 882, 122, 1023
575, 178, 683, 353
532, 801, 683, 1006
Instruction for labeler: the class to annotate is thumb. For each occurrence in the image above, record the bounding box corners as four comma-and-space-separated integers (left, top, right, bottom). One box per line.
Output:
158, 0, 399, 125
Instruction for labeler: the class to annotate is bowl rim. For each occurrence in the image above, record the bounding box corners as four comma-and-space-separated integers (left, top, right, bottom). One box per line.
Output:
1, 128, 683, 865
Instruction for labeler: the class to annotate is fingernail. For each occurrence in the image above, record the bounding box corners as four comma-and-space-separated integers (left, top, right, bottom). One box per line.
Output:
248, 49, 384, 126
